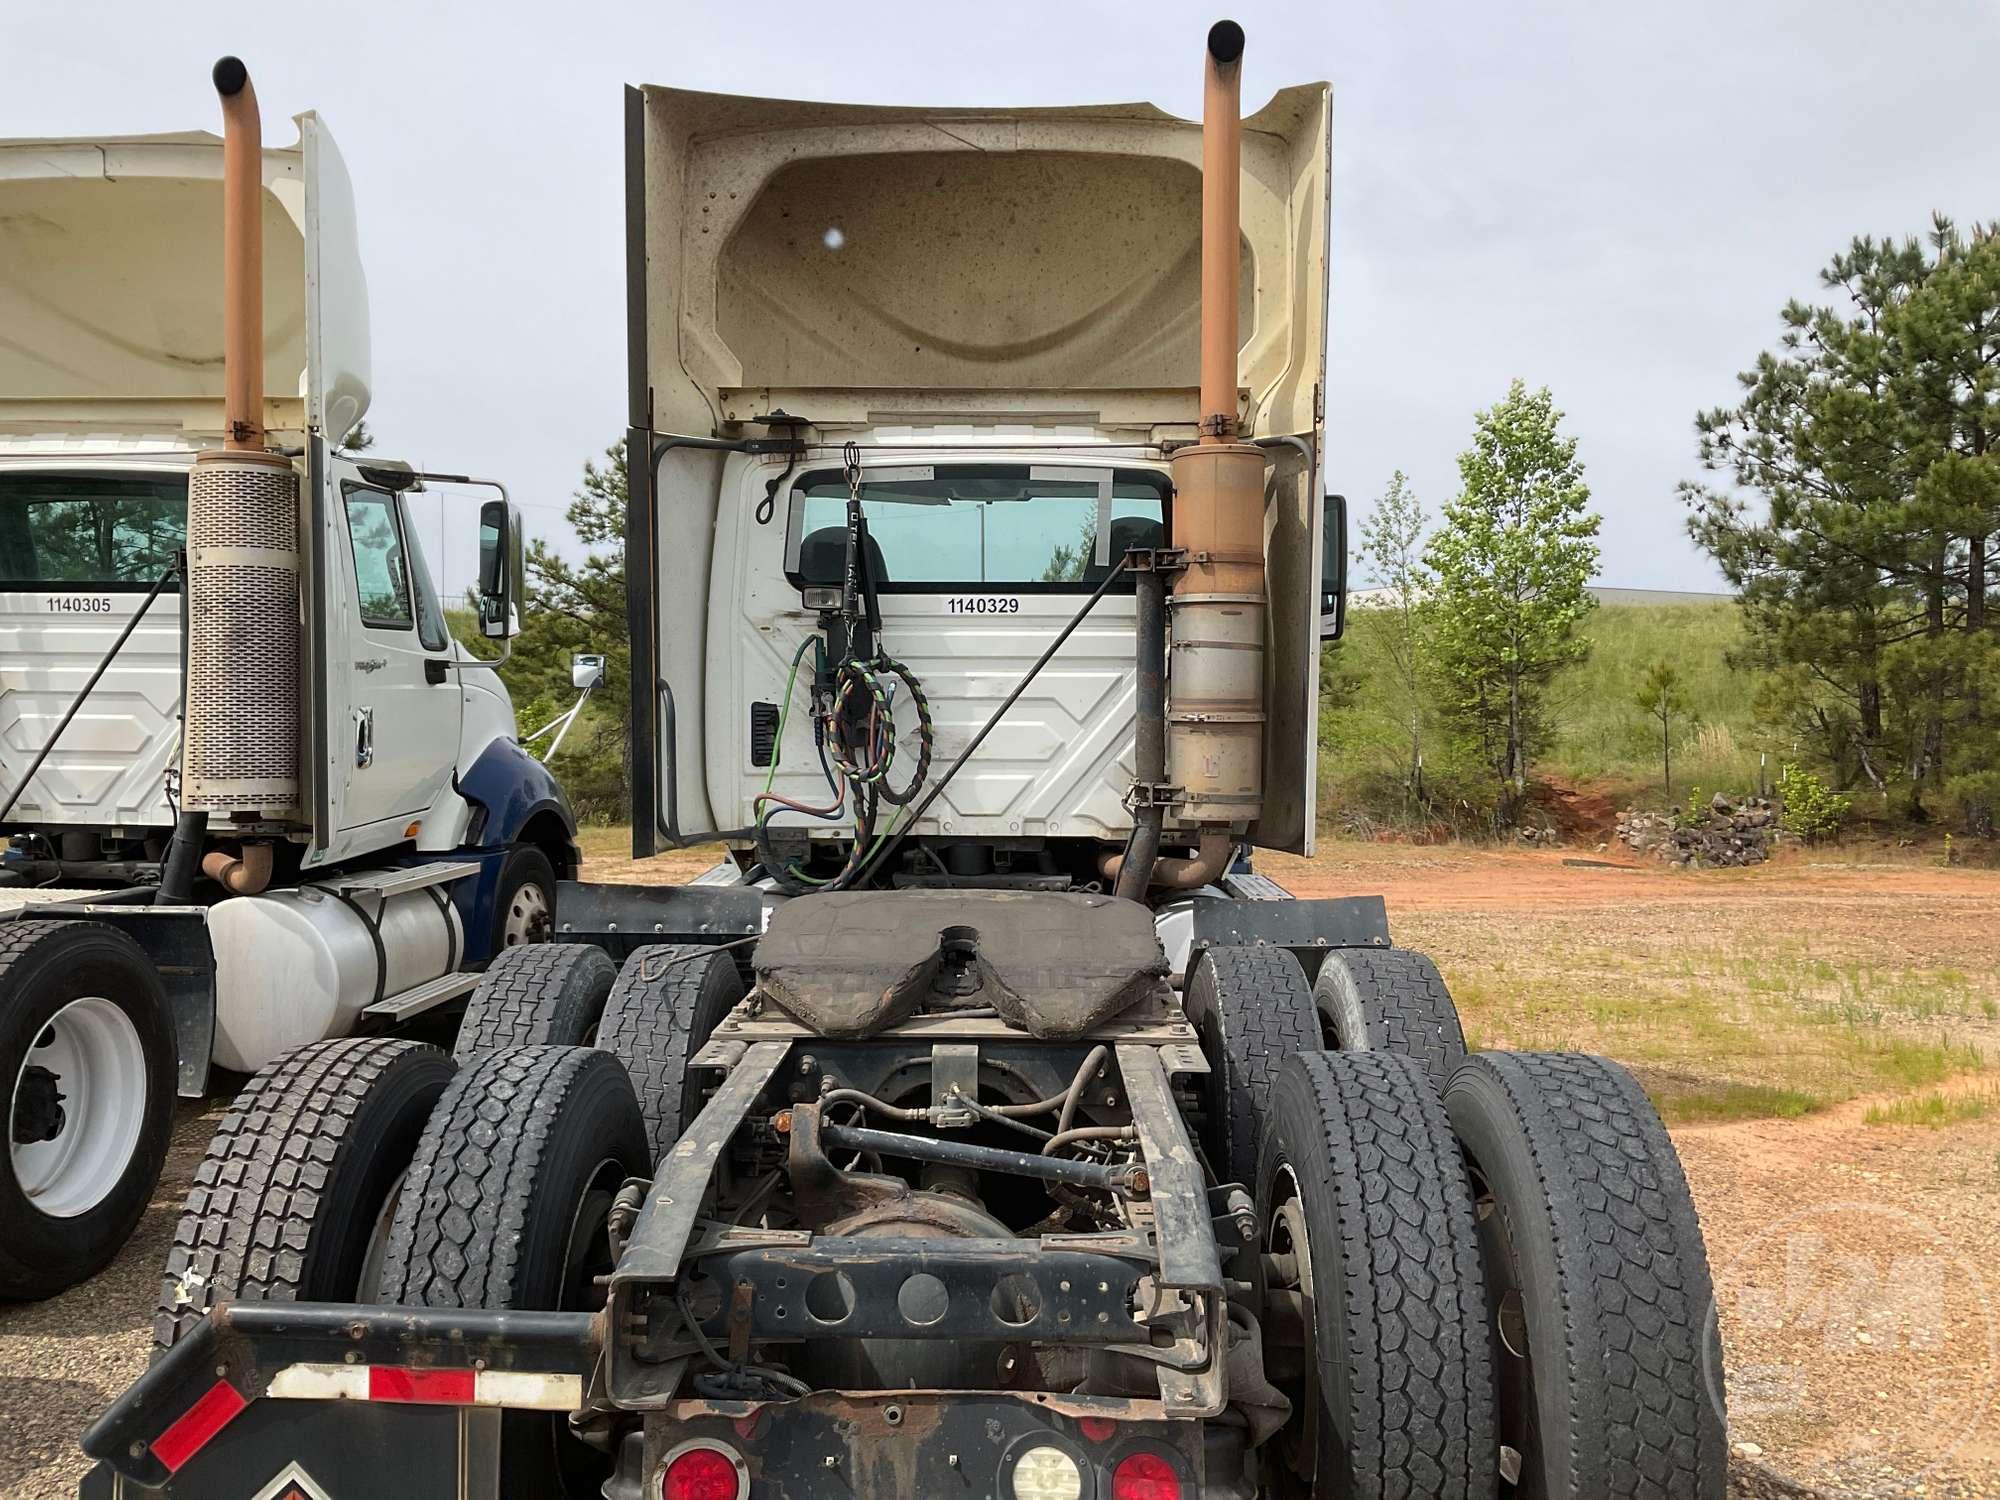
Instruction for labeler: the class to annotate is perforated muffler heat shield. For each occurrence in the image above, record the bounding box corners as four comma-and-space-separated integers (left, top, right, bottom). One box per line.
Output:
182, 450, 301, 817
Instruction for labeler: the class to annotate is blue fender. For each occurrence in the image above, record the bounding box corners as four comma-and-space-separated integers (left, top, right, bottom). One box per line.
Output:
449, 738, 581, 964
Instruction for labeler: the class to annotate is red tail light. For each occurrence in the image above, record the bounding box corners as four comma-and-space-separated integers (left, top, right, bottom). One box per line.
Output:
660, 1442, 746, 1500
1111, 1450, 1183, 1500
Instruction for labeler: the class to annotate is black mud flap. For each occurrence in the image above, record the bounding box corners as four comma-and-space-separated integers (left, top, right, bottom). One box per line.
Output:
81, 1401, 493, 1498
77, 1302, 595, 1499
1189, 893, 1390, 982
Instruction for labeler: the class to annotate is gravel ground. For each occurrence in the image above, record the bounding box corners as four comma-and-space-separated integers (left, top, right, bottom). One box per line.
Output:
0, 1101, 217, 1500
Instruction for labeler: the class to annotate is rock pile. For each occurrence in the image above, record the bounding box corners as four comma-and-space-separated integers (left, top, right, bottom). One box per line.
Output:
1616, 792, 1781, 868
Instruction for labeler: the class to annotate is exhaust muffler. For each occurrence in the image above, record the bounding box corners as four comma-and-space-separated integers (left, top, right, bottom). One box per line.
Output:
1109, 21, 1268, 897
1166, 20, 1266, 840
182, 56, 302, 837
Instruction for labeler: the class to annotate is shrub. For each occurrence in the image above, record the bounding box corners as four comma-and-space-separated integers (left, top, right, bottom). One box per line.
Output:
1778, 763, 1851, 844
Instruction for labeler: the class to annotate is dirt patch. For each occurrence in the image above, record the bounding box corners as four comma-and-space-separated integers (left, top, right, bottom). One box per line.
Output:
4, 833, 1994, 1496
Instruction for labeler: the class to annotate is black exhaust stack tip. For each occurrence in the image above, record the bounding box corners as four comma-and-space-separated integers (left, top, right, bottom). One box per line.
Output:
212, 56, 249, 96
1207, 20, 1245, 65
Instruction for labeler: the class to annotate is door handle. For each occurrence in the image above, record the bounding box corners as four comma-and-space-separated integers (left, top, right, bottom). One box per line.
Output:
354, 706, 374, 768
425, 658, 450, 685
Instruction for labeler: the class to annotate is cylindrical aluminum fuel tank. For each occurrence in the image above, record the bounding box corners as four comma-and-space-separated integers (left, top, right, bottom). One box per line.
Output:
208, 883, 462, 1072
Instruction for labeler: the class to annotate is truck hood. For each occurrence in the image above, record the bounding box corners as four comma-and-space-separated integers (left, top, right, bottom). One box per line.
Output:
630, 83, 1328, 442
0, 116, 369, 444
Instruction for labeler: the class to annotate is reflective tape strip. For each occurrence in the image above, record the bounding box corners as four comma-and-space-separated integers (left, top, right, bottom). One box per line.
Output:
151, 1379, 248, 1473
267, 1363, 583, 1411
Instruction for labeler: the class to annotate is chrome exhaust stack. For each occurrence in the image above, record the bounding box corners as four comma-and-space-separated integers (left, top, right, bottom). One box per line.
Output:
182, 57, 301, 851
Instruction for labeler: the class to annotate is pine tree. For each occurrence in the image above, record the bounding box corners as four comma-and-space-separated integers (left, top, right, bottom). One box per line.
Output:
1684, 217, 2000, 829
1633, 660, 1690, 792
1425, 381, 1602, 821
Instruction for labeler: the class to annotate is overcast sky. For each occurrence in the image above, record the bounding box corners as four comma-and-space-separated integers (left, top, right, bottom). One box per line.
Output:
7, 0, 1996, 592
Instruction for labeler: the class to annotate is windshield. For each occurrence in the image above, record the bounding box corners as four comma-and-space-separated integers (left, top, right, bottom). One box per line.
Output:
787, 464, 1170, 592
0, 473, 187, 589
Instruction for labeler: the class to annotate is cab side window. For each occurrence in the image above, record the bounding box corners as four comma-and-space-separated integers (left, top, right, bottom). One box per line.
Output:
343, 487, 413, 629
400, 499, 450, 652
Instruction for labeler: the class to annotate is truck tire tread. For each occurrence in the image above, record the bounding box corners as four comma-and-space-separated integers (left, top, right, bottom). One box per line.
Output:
1260, 1050, 1496, 1497
597, 946, 744, 1166
1315, 947, 1467, 1088
454, 943, 616, 1063
376, 1044, 643, 1309
153, 1036, 454, 1351
1445, 1051, 1726, 1499
1183, 945, 1319, 1185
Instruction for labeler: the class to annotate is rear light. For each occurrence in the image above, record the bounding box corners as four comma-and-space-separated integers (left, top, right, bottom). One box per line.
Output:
1078, 1416, 1118, 1442
1111, 1450, 1184, 1500
1011, 1444, 1085, 1500
659, 1441, 747, 1500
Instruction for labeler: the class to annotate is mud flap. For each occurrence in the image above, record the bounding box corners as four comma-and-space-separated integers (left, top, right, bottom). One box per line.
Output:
80, 1402, 496, 1498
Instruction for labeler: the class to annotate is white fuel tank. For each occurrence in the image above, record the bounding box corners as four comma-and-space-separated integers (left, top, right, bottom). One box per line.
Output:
209, 883, 461, 1071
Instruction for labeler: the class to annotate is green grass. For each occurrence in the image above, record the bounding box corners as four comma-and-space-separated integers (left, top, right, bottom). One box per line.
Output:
1551, 602, 1758, 789
1864, 1089, 1998, 1128
1435, 931, 1997, 1126
1322, 599, 1760, 821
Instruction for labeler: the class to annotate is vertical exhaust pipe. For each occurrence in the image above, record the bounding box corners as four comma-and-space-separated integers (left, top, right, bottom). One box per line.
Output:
181, 57, 302, 848
1198, 20, 1245, 445
213, 57, 264, 452
1160, 19, 1267, 863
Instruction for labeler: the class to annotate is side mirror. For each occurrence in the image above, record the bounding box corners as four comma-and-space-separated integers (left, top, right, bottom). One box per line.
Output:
572, 652, 606, 691
1319, 493, 1347, 641
477, 498, 525, 640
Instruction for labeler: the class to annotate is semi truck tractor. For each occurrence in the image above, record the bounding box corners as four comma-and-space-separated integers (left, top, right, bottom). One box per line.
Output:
78, 23, 1726, 1498
0, 71, 576, 1298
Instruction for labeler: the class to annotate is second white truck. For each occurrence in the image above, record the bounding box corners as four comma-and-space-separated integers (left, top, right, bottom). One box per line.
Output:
0, 67, 578, 1297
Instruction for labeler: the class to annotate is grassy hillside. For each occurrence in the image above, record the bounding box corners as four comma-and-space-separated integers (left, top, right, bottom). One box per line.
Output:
1320, 599, 1761, 824
1549, 602, 1760, 791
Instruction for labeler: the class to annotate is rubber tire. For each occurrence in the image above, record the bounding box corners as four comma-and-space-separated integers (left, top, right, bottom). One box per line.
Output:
490, 843, 557, 954
1315, 947, 1468, 1089
597, 945, 744, 1166
1182, 945, 1319, 1186
454, 943, 616, 1064
152, 1037, 455, 1351
377, 1045, 648, 1498
1256, 1050, 1496, 1499
1444, 1052, 1726, 1499
0, 920, 175, 1299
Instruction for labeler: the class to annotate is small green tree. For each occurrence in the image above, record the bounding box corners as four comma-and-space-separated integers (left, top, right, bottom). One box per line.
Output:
1633, 660, 1691, 792
478, 443, 633, 820
1358, 470, 1430, 799
1778, 762, 1852, 844
1425, 381, 1602, 821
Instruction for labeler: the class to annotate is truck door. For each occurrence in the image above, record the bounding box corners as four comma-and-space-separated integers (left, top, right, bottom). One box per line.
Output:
327, 469, 461, 838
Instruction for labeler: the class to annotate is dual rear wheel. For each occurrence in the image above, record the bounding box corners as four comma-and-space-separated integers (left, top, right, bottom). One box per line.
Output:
160, 942, 740, 1495
1188, 943, 1724, 1498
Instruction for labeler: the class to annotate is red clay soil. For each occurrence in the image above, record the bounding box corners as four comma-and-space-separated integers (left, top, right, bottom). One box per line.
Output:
1258, 842, 1999, 914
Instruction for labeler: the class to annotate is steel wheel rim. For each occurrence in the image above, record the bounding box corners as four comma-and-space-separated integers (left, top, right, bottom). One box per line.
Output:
1263, 1163, 1319, 1496
11, 996, 147, 1217
502, 881, 551, 947
1465, 1157, 1536, 1491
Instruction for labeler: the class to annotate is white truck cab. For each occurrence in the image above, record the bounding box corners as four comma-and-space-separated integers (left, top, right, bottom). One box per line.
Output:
0, 104, 577, 1298
625, 81, 1333, 877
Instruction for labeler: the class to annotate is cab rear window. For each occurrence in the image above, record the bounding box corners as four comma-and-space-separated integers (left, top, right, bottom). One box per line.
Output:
785, 464, 1169, 593
0, 473, 186, 589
